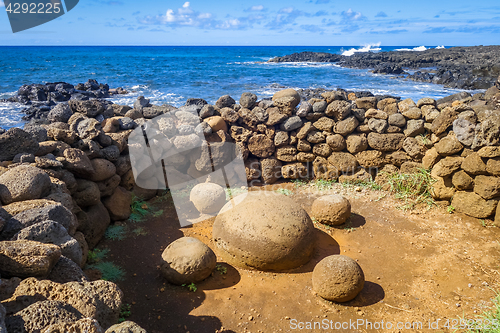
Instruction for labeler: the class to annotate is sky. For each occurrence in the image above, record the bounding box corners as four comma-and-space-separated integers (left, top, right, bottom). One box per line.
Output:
0, 0, 499, 45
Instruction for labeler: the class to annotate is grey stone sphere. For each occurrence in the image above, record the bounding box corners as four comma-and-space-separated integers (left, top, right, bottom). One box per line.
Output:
160, 237, 217, 285
312, 255, 365, 302
311, 195, 351, 226
190, 182, 226, 214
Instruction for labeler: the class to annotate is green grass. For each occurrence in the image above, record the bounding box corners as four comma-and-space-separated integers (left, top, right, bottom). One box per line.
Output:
152, 209, 164, 217
382, 168, 436, 210
292, 179, 307, 188
215, 264, 227, 275
464, 293, 500, 332
129, 195, 150, 223
132, 226, 149, 236
275, 188, 293, 196
87, 249, 109, 264
448, 205, 456, 214
89, 261, 126, 282
225, 187, 247, 200
104, 225, 127, 241
182, 282, 198, 292
118, 304, 132, 323
313, 179, 336, 191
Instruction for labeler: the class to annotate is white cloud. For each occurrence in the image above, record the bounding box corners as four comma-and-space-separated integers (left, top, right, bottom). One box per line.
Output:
182, 2, 190, 8
0, 0, 4, 7
341, 8, 363, 21
280, 7, 294, 14
251, 5, 264, 11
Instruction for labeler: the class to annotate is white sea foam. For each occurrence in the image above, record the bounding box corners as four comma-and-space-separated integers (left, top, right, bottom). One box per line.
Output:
341, 43, 382, 56
394, 46, 428, 52
435, 45, 445, 49
109, 85, 185, 107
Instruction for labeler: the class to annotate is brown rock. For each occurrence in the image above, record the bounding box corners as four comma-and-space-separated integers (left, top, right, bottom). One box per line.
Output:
297, 122, 314, 139
78, 202, 111, 249
313, 157, 339, 180
355, 97, 377, 110
326, 134, 346, 151
63, 148, 95, 177
220, 107, 240, 123
213, 192, 314, 270
452, 191, 498, 218
205, 116, 228, 132
326, 100, 352, 121
296, 152, 316, 162
431, 156, 464, 177
261, 157, 282, 184
402, 107, 422, 120
452, 170, 474, 190
461, 153, 488, 175
478, 146, 500, 158
276, 146, 298, 162
245, 159, 261, 183
402, 137, 426, 159
102, 187, 132, 221
0, 165, 51, 205
281, 163, 308, 179
474, 175, 500, 200
400, 162, 423, 174
272, 89, 301, 111
266, 107, 288, 126
327, 152, 358, 173
346, 134, 368, 154
41, 318, 103, 333
311, 195, 351, 226
367, 133, 405, 151
89, 159, 117, 182
0, 240, 61, 278
486, 158, 500, 176
102, 118, 120, 133
434, 134, 464, 156
334, 116, 359, 136
385, 151, 411, 167
430, 176, 456, 201
312, 143, 332, 157
247, 134, 275, 158
312, 255, 364, 302
431, 107, 458, 135
297, 139, 312, 152
313, 117, 334, 132
339, 168, 372, 184
355, 150, 385, 169
398, 98, 417, 112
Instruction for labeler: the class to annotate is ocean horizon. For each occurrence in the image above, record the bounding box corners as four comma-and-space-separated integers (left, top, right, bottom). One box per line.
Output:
0, 45, 479, 129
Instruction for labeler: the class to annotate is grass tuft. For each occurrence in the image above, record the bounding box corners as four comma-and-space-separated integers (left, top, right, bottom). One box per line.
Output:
464, 293, 500, 332
87, 249, 109, 264
129, 195, 150, 223
105, 225, 127, 241
313, 179, 336, 191
119, 304, 132, 323
275, 188, 293, 196
89, 261, 125, 282
382, 168, 436, 210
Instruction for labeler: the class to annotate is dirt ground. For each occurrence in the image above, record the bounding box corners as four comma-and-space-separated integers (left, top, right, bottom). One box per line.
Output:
96, 182, 500, 333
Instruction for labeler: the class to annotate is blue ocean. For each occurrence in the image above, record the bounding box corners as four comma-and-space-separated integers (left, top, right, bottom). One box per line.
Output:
0, 45, 478, 129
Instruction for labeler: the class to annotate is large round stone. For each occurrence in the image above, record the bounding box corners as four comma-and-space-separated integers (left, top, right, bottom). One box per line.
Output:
312, 255, 365, 302
190, 183, 226, 214
213, 192, 315, 271
311, 195, 351, 226
160, 237, 217, 285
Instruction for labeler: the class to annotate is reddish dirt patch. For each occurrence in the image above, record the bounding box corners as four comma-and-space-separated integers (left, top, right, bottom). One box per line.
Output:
96, 182, 500, 333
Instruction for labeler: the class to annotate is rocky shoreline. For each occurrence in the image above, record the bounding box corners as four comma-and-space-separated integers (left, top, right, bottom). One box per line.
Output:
1, 75, 500, 331
268, 45, 500, 90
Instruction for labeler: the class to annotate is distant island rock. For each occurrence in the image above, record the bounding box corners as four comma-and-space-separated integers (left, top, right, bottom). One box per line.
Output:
268, 45, 500, 90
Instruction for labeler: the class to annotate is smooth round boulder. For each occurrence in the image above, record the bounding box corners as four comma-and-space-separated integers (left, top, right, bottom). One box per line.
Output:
213, 192, 315, 271
205, 116, 228, 133
312, 255, 365, 302
160, 237, 217, 285
190, 183, 226, 214
311, 195, 351, 226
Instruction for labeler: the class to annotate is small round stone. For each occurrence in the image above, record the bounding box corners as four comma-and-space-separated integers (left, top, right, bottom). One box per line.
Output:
190, 183, 226, 214
160, 237, 217, 285
311, 195, 351, 226
312, 255, 365, 302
